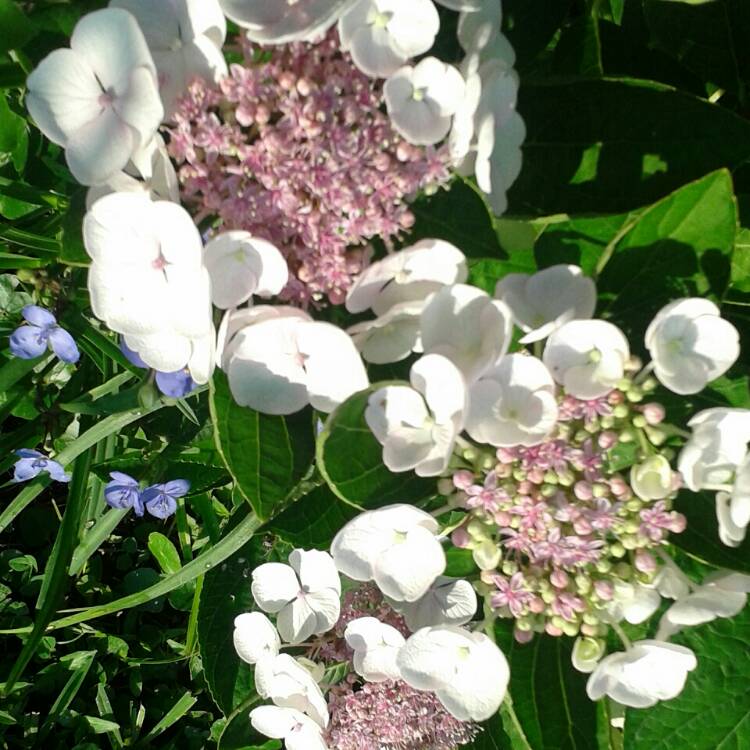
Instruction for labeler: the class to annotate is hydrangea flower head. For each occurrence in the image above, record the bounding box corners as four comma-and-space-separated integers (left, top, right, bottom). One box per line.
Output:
168, 30, 450, 305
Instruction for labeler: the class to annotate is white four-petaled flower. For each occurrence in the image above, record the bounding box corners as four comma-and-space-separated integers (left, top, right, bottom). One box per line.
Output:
344, 616, 405, 682
330, 504, 446, 601
543, 319, 630, 400
250, 706, 328, 750
645, 298, 740, 395
233, 612, 281, 665
397, 625, 509, 721
389, 576, 477, 631
586, 640, 697, 708
251, 549, 341, 644
495, 265, 597, 344
366, 354, 467, 477
26, 8, 163, 186
466, 353, 558, 447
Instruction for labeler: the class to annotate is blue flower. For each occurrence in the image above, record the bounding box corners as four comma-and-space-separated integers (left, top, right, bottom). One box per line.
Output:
141, 479, 190, 520
9, 305, 79, 364
13, 449, 71, 483
120, 338, 196, 398
104, 472, 144, 516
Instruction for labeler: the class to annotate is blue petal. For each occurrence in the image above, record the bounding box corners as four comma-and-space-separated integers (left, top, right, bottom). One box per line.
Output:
145, 493, 177, 520
48, 327, 80, 364
15, 448, 43, 459
9, 325, 48, 359
162, 479, 190, 498
22, 305, 56, 328
155, 370, 196, 398
120, 338, 148, 369
109, 471, 139, 486
46, 460, 71, 483
13, 458, 42, 482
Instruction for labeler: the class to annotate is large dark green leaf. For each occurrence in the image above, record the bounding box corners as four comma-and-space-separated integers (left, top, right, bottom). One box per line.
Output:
316, 383, 436, 509
500, 631, 598, 750
512, 78, 750, 214
503, 0, 573, 72
625, 607, 750, 749
197, 535, 264, 716
642, 0, 750, 97
466, 712, 512, 749
210, 370, 315, 520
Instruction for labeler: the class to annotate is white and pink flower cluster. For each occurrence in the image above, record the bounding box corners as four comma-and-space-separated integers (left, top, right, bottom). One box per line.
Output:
232, 518, 508, 749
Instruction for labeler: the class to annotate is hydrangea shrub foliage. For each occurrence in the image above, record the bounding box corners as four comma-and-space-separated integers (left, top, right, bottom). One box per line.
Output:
0, 1, 749, 749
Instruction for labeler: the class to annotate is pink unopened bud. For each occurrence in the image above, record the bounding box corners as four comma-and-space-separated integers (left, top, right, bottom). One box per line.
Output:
496, 448, 515, 464
608, 391, 625, 405
527, 467, 545, 484
609, 477, 629, 497
573, 518, 593, 535
278, 71, 296, 90
398, 211, 415, 229
642, 402, 666, 425
598, 431, 618, 450
545, 623, 564, 637
514, 627, 534, 644
494, 511, 512, 526
453, 470, 474, 490
517, 480, 533, 495
634, 550, 657, 574
550, 569, 569, 589
528, 596, 545, 614
451, 528, 471, 548
296, 77, 313, 96
593, 580, 614, 600
574, 481, 593, 501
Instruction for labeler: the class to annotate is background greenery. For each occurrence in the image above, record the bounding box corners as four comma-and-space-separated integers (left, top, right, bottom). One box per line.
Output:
0, 0, 748, 748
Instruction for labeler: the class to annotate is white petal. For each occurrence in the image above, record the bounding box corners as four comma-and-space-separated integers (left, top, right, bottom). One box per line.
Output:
410, 353, 467, 425
251, 563, 300, 613
277, 598, 319, 644
289, 549, 341, 595
397, 577, 477, 630
233, 612, 281, 664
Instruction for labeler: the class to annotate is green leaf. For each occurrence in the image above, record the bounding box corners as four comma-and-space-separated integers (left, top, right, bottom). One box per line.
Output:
513, 78, 750, 214
732, 228, 750, 292
0, 0, 35, 53
503, 0, 572, 72
139, 691, 197, 744
218, 699, 275, 750
269, 483, 358, 548
625, 607, 750, 749
316, 382, 436, 509
210, 370, 314, 520
500, 631, 598, 750
550, 15, 604, 76
672, 490, 750, 573
465, 712, 512, 749
148, 533, 182, 575
642, 0, 750, 97
409, 180, 502, 259
598, 169, 737, 338
198, 536, 263, 714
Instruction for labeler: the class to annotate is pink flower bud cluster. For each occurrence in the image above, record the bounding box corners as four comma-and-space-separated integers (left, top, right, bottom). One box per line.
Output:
167, 31, 451, 306
309, 584, 477, 750
450, 384, 686, 642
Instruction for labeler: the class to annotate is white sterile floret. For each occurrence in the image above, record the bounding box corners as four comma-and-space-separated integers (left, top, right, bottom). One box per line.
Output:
420, 285, 512, 383
645, 298, 740, 395
233, 612, 281, 665
219, 0, 355, 44
716, 456, 750, 547
226, 316, 368, 415
346, 239, 468, 316
457, 0, 501, 56
466, 353, 558, 447
390, 577, 477, 630
365, 354, 467, 477
495, 265, 597, 344
601, 581, 661, 626
397, 626, 509, 721
586, 640, 697, 708
344, 616, 405, 682
86, 134, 179, 209
26, 8, 163, 186
433, 0, 482, 10
656, 571, 750, 640
630, 456, 677, 501
338, 0, 440, 78
384, 57, 466, 146
677, 408, 750, 491
255, 654, 329, 728
251, 549, 341, 644
543, 319, 630, 400
330, 504, 446, 602
203, 231, 289, 309
83, 192, 214, 381
110, 0, 227, 117
250, 706, 328, 750
347, 300, 424, 364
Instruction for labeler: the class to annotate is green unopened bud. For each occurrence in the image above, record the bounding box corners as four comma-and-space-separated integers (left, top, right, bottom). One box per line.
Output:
543, 471, 558, 485
516, 617, 533, 632
541, 484, 557, 498
610, 543, 626, 558
582, 612, 600, 626
618, 428, 635, 442
622, 535, 639, 550
481, 454, 496, 470
513, 469, 526, 482
596, 559, 612, 574
642, 377, 658, 392
138, 382, 160, 409
601, 416, 615, 429
541, 589, 555, 604
572, 636, 605, 671
437, 478, 454, 496
580, 623, 599, 637
616, 378, 631, 391
574, 430, 589, 443
472, 540, 502, 571
613, 404, 629, 419
625, 499, 643, 512
562, 620, 580, 637
575, 575, 591, 594
632, 415, 647, 428
551, 615, 567, 630
463, 448, 477, 462
644, 425, 667, 446
627, 388, 644, 403
615, 562, 632, 579
502, 560, 518, 576
557, 469, 575, 487
624, 520, 640, 534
